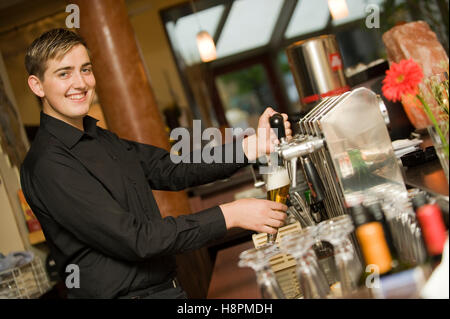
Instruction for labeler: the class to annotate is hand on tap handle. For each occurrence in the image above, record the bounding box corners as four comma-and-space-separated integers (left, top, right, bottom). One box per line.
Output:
242, 107, 292, 161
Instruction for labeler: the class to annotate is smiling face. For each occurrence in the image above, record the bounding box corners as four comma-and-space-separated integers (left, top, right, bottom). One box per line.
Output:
28, 44, 96, 130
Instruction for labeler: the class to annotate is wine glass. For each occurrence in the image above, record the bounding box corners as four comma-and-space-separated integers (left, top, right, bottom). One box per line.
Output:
280, 227, 331, 299
238, 243, 285, 299
318, 215, 362, 296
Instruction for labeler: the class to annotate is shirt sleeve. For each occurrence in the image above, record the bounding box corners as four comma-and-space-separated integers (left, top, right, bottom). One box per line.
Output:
118, 135, 250, 191
28, 153, 227, 262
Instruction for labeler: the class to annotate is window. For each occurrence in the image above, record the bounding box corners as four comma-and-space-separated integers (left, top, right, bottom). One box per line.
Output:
215, 64, 276, 130
165, 5, 225, 65
285, 0, 330, 39
215, 0, 284, 58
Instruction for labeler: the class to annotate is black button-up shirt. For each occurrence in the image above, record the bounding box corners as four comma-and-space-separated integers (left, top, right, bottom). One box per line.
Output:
20, 112, 248, 298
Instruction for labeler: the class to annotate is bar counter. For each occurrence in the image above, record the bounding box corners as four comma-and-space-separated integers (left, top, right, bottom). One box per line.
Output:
207, 240, 260, 299
207, 159, 449, 299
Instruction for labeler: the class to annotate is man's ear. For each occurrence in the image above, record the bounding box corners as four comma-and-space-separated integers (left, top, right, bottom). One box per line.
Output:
27, 75, 45, 98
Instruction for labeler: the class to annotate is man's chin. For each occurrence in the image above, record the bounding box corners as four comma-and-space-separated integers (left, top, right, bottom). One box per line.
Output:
66, 102, 91, 117
69, 110, 90, 119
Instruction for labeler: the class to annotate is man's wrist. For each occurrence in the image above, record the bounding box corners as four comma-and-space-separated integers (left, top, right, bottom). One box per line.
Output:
242, 134, 258, 162
219, 202, 235, 230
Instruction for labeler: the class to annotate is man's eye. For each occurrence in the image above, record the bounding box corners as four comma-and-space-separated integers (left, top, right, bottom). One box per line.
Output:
82, 68, 92, 74
58, 72, 68, 78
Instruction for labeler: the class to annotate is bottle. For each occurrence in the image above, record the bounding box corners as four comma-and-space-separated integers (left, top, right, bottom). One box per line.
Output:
365, 201, 396, 254
350, 204, 400, 288
412, 192, 447, 268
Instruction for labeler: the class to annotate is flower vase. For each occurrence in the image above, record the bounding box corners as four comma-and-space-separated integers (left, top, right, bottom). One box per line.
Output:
428, 122, 449, 184
420, 73, 449, 184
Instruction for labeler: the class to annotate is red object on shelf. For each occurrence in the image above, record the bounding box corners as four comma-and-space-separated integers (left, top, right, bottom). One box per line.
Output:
416, 203, 447, 256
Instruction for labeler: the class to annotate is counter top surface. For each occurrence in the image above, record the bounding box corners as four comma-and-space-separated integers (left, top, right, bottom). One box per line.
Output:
207, 240, 260, 299
404, 159, 448, 197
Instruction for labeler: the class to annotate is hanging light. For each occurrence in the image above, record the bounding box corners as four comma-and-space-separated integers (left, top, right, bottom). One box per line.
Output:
191, 0, 217, 63
196, 30, 217, 62
327, 0, 349, 20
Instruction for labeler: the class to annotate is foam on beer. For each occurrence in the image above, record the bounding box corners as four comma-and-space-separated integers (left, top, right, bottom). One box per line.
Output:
266, 167, 290, 191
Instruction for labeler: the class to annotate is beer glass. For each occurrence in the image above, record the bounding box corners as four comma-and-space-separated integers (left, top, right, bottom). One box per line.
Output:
265, 166, 290, 243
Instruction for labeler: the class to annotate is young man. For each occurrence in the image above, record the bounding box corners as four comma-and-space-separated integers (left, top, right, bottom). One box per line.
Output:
21, 28, 292, 299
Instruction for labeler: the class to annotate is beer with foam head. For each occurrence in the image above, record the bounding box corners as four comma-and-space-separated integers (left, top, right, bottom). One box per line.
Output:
265, 167, 290, 243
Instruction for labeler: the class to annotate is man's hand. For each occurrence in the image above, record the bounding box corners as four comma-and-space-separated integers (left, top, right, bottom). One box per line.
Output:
243, 107, 292, 161
219, 198, 287, 234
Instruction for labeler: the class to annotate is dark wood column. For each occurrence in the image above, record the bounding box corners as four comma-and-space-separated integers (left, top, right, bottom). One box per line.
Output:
72, 0, 212, 298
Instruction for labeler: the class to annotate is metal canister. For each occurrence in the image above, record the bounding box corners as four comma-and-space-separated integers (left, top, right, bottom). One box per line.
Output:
286, 35, 349, 111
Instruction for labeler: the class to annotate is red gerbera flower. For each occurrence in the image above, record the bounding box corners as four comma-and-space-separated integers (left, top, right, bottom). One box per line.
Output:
382, 59, 424, 102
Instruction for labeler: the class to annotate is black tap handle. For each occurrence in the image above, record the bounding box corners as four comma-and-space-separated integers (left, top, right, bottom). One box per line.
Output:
269, 113, 286, 141
303, 156, 326, 203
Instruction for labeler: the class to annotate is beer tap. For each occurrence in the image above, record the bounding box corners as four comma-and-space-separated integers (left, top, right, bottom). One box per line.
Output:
268, 113, 288, 172
269, 113, 327, 223
269, 114, 324, 188
269, 113, 287, 146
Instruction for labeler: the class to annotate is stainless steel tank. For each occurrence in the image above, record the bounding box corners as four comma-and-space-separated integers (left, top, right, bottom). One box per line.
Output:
286, 35, 349, 111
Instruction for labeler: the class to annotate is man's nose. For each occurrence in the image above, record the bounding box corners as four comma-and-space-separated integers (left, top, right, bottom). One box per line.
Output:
72, 71, 87, 89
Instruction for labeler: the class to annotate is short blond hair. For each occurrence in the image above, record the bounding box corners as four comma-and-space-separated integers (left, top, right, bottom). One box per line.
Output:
25, 28, 88, 80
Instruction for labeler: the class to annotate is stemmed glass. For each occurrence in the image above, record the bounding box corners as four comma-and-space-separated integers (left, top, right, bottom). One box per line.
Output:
238, 243, 285, 299
370, 186, 427, 266
318, 215, 362, 296
384, 192, 427, 265
280, 227, 331, 299
358, 185, 427, 266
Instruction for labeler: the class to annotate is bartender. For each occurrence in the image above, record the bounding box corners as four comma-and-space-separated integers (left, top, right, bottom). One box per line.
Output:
20, 28, 292, 299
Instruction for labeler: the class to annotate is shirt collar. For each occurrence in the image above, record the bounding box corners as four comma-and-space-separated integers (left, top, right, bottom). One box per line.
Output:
40, 112, 99, 149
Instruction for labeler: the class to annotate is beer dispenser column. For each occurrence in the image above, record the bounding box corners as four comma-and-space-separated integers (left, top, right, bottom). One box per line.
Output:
265, 114, 290, 244
265, 113, 327, 241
